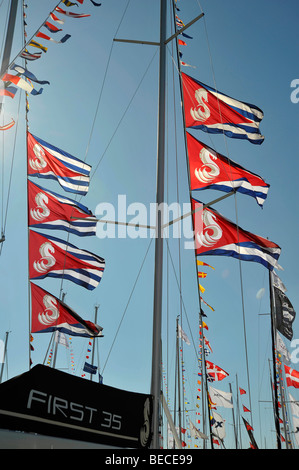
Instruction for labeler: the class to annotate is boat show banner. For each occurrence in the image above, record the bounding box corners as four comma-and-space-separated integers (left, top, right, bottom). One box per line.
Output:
0, 365, 152, 448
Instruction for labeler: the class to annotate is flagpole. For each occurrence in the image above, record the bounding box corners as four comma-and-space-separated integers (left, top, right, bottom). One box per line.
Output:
229, 382, 238, 449
235, 374, 242, 448
268, 269, 282, 449
90, 305, 99, 381
175, 317, 182, 446
150, 0, 167, 449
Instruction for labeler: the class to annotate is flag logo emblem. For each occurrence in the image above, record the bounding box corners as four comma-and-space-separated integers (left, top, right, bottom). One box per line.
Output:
30, 192, 50, 221
191, 87, 211, 122
33, 241, 56, 273
195, 146, 220, 184
29, 142, 47, 171
197, 210, 222, 248
38, 294, 59, 326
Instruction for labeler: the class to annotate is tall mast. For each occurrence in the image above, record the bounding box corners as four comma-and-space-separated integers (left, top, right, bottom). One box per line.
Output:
0, 0, 18, 87
268, 270, 282, 449
150, 0, 167, 449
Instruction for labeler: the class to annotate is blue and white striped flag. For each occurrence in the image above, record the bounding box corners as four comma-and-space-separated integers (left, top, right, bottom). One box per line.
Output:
182, 73, 264, 145
28, 179, 97, 237
29, 230, 105, 290
27, 132, 91, 195
192, 199, 281, 271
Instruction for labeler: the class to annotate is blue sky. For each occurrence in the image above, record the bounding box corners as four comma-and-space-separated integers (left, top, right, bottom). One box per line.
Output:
0, 0, 298, 449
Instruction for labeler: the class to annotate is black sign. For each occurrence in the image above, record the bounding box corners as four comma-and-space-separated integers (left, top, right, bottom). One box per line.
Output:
0, 364, 152, 448
274, 287, 296, 341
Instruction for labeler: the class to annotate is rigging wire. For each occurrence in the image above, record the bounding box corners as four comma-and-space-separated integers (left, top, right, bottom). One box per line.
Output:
193, 0, 255, 428
101, 237, 154, 374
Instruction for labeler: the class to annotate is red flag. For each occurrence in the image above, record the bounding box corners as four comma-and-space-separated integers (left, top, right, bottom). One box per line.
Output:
206, 360, 229, 381
186, 131, 269, 207
285, 365, 299, 388
243, 405, 250, 412
239, 387, 246, 395
191, 198, 281, 271
181, 72, 264, 144
31, 282, 103, 337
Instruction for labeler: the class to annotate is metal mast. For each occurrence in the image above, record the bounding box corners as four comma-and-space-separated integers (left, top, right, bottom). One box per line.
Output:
150, 0, 167, 449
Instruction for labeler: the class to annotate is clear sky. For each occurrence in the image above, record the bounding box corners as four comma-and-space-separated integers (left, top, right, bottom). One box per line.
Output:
0, 0, 298, 450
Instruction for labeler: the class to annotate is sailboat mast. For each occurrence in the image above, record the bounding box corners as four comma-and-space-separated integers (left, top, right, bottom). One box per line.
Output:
0, 0, 18, 82
268, 270, 282, 449
150, 0, 167, 449
0, 331, 9, 383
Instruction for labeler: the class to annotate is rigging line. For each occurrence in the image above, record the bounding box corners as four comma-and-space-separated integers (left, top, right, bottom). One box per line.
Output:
89, 49, 158, 183
169, 1, 186, 432
195, 0, 255, 426
0, 92, 21, 257
82, 0, 132, 164
101, 237, 154, 374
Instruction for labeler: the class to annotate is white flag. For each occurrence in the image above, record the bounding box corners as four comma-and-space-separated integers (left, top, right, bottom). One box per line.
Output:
291, 414, 299, 446
273, 271, 287, 293
178, 324, 190, 345
211, 410, 226, 440
209, 386, 233, 408
289, 393, 299, 417
55, 331, 69, 348
276, 331, 291, 364
189, 419, 208, 440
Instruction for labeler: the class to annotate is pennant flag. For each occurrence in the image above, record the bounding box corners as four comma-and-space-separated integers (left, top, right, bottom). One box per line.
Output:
62, 0, 79, 6
31, 282, 103, 337
43, 21, 63, 33
192, 198, 281, 271
285, 365, 299, 389
200, 296, 215, 311
276, 331, 291, 365
209, 386, 233, 408
36, 32, 71, 44
20, 50, 42, 60
28, 180, 97, 237
198, 283, 205, 293
2, 74, 43, 95
55, 6, 91, 17
182, 73, 264, 144
186, 132, 269, 207
50, 12, 65, 24
242, 417, 258, 449
239, 388, 246, 395
28, 40, 48, 53
27, 132, 91, 195
243, 405, 250, 412
29, 230, 105, 290
0, 119, 15, 131
0, 86, 18, 98
274, 287, 296, 341
83, 362, 98, 374
211, 410, 226, 440
10, 64, 50, 85
206, 360, 229, 382
180, 61, 196, 69
178, 39, 187, 46
197, 259, 215, 269
178, 324, 190, 345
